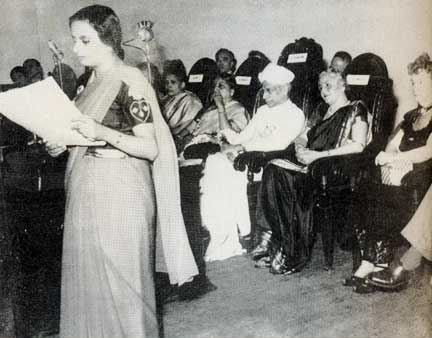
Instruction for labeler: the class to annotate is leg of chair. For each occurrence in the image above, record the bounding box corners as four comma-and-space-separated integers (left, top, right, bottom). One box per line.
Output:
321, 206, 335, 270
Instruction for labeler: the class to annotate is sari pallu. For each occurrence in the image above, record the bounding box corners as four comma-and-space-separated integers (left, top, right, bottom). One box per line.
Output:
257, 101, 371, 267
61, 63, 198, 338
161, 90, 202, 135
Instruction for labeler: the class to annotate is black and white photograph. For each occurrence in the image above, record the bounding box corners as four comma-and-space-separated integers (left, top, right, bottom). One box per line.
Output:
0, 1, 431, 337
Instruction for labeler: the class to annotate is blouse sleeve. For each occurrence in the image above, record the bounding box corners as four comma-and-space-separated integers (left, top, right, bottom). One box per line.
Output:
122, 84, 154, 127
228, 105, 249, 132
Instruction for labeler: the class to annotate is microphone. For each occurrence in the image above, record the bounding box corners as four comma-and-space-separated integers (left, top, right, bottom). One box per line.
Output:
48, 40, 64, 60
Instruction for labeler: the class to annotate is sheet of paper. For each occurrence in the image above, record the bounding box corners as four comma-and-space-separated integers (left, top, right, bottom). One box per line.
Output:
0, 77, 105, 146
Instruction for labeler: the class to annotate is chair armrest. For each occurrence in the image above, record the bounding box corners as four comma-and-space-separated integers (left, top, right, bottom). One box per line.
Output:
233, 147, 294, 181
308, 152, 379, 189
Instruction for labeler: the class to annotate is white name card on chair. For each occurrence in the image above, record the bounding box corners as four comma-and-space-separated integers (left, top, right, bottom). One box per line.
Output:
236, 76, 252, 86
287, 53, 308, 63
346, 74, 370, 86
189, 74, 204, 83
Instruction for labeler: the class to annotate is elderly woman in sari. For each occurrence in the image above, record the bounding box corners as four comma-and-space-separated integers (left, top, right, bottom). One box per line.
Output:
343, 53, 432, 294
204, 63, 304, 262
253, 70, 372, 275
182, 73, 249, 261
45, 5, 197, 337
160, 59, 203, 153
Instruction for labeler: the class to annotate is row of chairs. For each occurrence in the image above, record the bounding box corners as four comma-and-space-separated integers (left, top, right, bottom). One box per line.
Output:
183, 38, 404, 268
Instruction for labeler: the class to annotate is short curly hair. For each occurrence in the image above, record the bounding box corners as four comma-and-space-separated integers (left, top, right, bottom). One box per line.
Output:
407, 53, 432, 75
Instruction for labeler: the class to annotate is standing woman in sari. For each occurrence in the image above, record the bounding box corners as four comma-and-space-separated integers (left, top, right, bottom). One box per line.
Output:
46, 5, 197, 338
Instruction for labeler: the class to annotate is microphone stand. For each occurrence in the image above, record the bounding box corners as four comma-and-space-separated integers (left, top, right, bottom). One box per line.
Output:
52, 54, 63, 91
123, 20, 155, 85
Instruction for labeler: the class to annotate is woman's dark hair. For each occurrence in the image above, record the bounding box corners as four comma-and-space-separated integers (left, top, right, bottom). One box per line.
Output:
214, 73, 237, 92
215, 48, 237, 72
69, 5, 124, 59
163, 59, 187, 83
333, 51, 352, 64
408, 53, 432, 75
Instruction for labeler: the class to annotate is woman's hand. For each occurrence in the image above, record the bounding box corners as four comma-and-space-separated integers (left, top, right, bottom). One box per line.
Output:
71, 116, 105, 141
296, 148, 323, 165
44, 140, 67, 157
375, 150, 398, 166
213, 90, 225, 112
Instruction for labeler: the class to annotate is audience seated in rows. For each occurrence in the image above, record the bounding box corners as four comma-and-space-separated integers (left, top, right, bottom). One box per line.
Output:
160, 59, 203, 153
252, 70, 372, 275
344, 53, 432, 294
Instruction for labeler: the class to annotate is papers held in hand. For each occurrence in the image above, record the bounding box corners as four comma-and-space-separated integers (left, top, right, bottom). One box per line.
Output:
0, 77, 105, 146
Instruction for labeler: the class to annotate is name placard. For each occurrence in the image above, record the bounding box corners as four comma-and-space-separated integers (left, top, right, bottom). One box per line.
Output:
346, 74, 370, 86
287, 53, 308, 63
189, 74, 204, 83
236, 76, 252, 85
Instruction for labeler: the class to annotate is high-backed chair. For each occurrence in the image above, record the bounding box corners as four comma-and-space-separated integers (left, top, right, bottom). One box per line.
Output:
185, 57, 219, 107
307, 53, 397, 268
234, 51, 270, 117
278, 37, 326, 119
234, 52, 398, 268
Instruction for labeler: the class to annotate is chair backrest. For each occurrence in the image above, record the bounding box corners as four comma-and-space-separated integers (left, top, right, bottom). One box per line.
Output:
185, 58, 219, 107
344, 53, 397, 154
277, 37, 326, 118
234, 51, 271, 117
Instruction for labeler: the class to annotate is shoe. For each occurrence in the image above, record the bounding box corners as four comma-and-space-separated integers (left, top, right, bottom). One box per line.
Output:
178, 276, 217, 301
342, 276, 364, 287
269, 249, 288, 274
367, 263, 409, 290
282, 260, 308, 276
353, 281, 377, 294
254, 255, 271, 269
250, 231, 272, 261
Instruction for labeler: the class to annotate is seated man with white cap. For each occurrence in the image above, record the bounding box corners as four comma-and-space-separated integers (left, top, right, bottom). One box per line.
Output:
221, 63, 304, 152
200, 64, 304, 262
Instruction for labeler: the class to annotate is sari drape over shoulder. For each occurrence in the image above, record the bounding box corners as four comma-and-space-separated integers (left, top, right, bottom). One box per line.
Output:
161, 90, 203, 136
61, 62, 197, 338
257, 101, 371, 266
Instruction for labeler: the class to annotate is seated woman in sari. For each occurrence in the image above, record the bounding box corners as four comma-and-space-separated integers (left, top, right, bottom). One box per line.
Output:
160, 59, 203, 153
344, 53, 432, 294
254, 70, 372, 275
186, 73, 249, 261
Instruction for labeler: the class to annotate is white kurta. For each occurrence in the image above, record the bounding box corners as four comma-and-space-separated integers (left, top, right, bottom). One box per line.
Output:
201, 99, 305, 262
